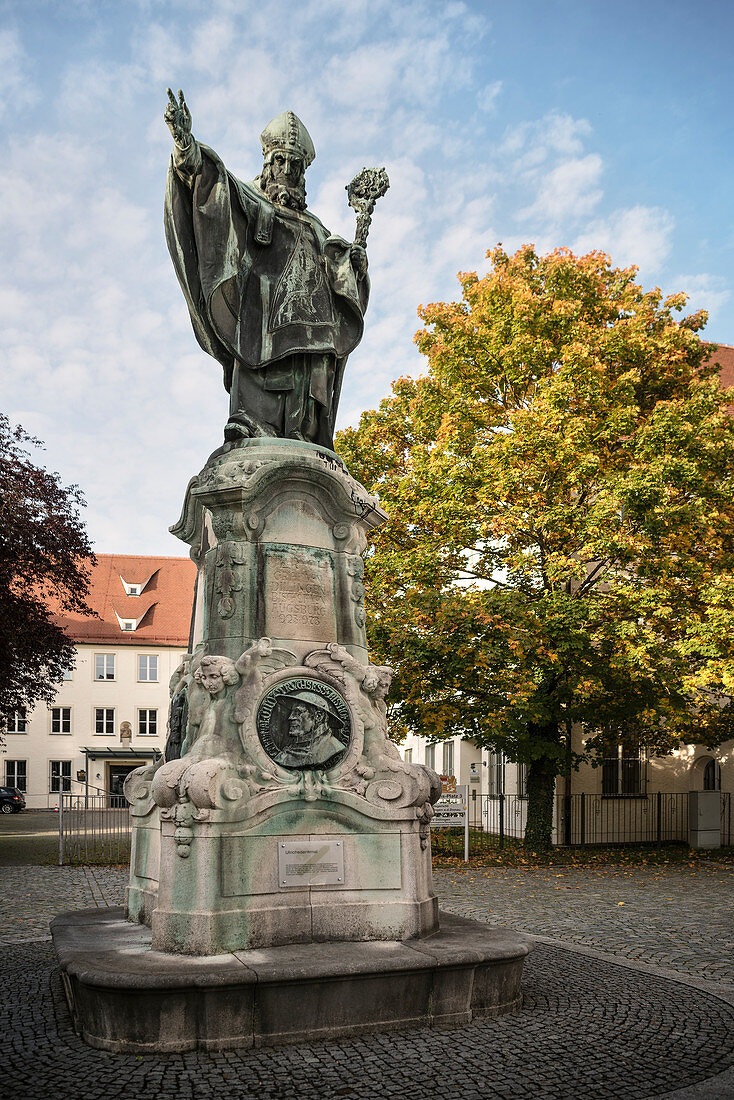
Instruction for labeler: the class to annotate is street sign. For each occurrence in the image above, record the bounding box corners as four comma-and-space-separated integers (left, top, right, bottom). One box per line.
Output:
432, 804, 466, 827
430, 783, 469, 861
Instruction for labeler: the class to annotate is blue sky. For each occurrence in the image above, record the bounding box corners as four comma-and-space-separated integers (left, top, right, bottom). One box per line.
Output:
2, 0, 733, 554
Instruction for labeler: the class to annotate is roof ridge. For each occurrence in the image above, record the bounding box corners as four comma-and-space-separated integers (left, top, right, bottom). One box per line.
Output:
93, 554, 192, 561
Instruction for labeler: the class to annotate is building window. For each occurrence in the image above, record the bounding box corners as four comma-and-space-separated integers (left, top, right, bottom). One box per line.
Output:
425, 744, 436, 769
94, 653, 116, 681
138, 655, 159, 682
62, 667, 73, 681
488, 752, 505, 795
95, 708, 115, 736
5, 760, 27, 792
138, 709, 158, 737
120, 576, 145, 596
51, 707, 71, 734
517, 763, 528, 799
404, 748, 412, 763
5, 707, 27, 733
602, 745, 643, 796
703, 759, 721, 791
50, 761, 72, 793
442, 741, 454, 778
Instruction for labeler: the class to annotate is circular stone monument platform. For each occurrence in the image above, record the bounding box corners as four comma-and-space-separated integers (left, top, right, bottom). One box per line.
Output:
51, 908, 531, 1052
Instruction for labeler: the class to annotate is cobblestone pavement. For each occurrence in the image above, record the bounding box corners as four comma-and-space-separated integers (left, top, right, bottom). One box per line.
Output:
0, 865, 125, 943
5, 862, 732, 991
433, 864, 734, 991
3, 863, 734, 1097
3, 936, 734, 1099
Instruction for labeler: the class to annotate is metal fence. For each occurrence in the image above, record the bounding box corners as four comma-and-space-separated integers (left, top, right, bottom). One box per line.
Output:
432, 790, 734, 857
556, 792, 689, 846
723, 792, 732, 847
58, 784, 132, 865
56, 786, 731, 865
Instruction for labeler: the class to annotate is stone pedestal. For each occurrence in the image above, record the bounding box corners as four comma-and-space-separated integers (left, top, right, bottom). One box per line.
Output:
688, 790, 721, 849
52, 908, 532, 1052
124, 439, 441, 955
54, 438, 533, 1051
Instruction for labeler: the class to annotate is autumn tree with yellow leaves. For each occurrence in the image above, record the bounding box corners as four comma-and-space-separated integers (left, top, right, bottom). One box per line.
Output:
337, 245, 734, 849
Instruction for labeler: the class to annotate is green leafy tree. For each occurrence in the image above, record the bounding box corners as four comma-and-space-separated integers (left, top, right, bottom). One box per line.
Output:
337, 245, 734, 848
0, 415, 95, 742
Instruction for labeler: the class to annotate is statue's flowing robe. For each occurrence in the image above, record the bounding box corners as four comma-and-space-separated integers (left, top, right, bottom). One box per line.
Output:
164, 141, 369, 447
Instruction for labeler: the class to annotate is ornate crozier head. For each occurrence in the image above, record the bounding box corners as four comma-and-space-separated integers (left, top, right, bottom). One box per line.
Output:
258, 110, 315, 211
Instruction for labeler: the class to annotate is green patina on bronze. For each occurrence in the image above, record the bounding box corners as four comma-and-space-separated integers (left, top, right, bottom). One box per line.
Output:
163, 92, 388, 449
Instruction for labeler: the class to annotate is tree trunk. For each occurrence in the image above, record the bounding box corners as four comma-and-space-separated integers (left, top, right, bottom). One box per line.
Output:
524, 754, 559, 850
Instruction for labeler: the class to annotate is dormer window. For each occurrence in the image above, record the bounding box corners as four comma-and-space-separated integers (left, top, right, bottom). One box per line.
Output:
120, 575, 148, 596
114, 610, 138, 632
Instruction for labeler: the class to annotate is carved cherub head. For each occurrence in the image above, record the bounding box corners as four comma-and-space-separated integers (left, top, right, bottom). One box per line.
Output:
362, 665, 392, 700
194, 654, 240, 697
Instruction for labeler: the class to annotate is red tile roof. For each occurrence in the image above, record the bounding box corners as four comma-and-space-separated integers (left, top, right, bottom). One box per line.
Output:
703, 342, 734, 412
54, 554, 196, 647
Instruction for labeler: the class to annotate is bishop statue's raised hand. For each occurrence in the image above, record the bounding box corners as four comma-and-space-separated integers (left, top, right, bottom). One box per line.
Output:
164, 87, 192, 149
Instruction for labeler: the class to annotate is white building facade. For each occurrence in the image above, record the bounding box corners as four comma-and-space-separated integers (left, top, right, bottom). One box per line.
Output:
400, 729, 732, 845
3, 554, 196, 809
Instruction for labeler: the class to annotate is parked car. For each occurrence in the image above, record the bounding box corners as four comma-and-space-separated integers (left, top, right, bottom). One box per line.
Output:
0, 786, 26, 814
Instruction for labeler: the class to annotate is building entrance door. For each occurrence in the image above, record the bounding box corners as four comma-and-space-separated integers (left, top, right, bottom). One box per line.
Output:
108, 765, 137, 807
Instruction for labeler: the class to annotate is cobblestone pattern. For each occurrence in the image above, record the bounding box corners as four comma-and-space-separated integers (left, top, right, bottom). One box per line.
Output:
3, 863, 733, 992
3, 938, 734, 1099
433, 865, 734, 990
0, 865, 125, 944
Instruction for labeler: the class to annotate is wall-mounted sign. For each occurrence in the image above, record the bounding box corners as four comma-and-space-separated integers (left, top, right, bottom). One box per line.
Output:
278, 839, 345, 888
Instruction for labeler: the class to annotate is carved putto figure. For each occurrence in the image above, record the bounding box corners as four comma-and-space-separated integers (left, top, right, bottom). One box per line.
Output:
164, 91, 388, 449
182, 654, 243, 761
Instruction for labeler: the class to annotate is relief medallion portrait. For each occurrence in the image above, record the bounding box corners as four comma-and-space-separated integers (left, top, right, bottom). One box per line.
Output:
256, 678, 351, 769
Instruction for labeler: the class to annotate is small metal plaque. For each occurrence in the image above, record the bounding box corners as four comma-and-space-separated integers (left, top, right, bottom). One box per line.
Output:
278, 840, 345, 888
257, 677, 351, 770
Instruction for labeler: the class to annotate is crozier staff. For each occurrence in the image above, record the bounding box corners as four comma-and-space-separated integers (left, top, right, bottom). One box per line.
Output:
164, 90, 370, 449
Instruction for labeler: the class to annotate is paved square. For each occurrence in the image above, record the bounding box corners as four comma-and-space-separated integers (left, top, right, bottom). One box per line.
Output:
2, 859, 734, 1098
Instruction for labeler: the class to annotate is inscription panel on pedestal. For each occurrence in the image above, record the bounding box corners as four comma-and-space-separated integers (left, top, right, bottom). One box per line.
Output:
264, 546, 337, 641
278, 840, 344, 888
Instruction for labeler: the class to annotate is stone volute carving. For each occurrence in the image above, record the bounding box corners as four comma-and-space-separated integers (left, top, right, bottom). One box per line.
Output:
145, 637, 440, 857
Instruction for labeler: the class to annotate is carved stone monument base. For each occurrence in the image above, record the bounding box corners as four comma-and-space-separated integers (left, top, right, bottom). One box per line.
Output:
52, 908, 533, 1052
127, 799, 438, 955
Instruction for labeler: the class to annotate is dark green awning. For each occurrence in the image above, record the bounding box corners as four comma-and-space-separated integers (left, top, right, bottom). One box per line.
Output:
81, 747, 161, 760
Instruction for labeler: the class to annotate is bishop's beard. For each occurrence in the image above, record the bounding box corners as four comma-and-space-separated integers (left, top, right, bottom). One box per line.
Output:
258, 166, 307, 211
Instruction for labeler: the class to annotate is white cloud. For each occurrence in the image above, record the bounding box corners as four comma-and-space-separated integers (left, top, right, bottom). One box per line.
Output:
519, 153, 603, 223
573, 205, 674, 273
668, 273, 731, 320
0, 28, 38, 120
500, 112, 593, 161
477, 80, 502, 113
